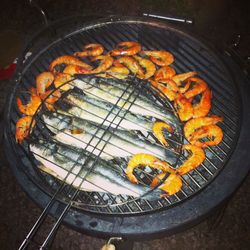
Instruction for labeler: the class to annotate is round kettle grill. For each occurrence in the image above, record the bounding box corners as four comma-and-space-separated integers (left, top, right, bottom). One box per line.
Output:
3, 15, 250, 249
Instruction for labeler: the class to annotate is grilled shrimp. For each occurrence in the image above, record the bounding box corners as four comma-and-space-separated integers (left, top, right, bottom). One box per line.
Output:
154, 66, 176, 81
177, 144, 205, 175
189, 124, 223, 148
74, 43, 104, 57
152, 121, 174, 146
184, 115, 223, 141
90, 55, 114, 74
184, 77, 208, 99
115, 56, 144, 76
49, 55, 92, 73
98, 65, 130, 79
110, 41, 141, 56
150, 79, 179, 101
133, 55, 156, 79
172, 71, 197, 86
40, 89, 61, 111
15, 116, 35, 144
143, 50, 174, 66
193, 88, 212, 118
16, 93, 41, 116
63, 64, 91, 75
54, 73, 73, 91
36, 72, 54, 95
126, 153, 174, 184
174, 96, 193, 122
150, 173, 182, 196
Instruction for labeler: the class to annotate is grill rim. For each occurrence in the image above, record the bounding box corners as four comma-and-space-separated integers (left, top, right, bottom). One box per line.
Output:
3, 15, 249, 238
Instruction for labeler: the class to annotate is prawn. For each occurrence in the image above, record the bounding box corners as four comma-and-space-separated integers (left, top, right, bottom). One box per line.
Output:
174, 96, 193, 122
184, 115, 224, 141
189, 124, 223, 148
54, 73, 73, 91
193, 88, 212, 118
49, 55, 92, 73
150, 79, 179, 101
184, 77, 208, 99
98, 65, 130, 79
90, 55, 114, 74
150, 173, 182, 196
16, 93, 41, 116
154, 66, 176, 81
126, 153, 175, 184
40, 89, 61, 111
152, 121, 174, 146
172, 71, 197, 86
143, 50, 174, 66
133, 55, 156, 79
177, 144, 206, 175
36, 72, 54, 96
74, 43, 104, 57
15, 116, 35, 144
63, 64, 91, 75
115, 56, 144, 76
110, 41, 141, 56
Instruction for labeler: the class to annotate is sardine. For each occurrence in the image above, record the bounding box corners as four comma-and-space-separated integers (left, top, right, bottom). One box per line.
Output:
57, 91, 154, 132
72, 76, 180, 128
30, 139, 162, 198
42, 112, 177, 164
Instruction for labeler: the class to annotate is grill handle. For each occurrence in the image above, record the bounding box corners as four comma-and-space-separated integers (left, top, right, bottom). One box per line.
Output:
28, 0, 48, 26
143, 12, 193, 25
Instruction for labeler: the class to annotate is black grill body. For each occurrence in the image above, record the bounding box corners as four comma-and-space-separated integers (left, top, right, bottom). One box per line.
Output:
3, 16, 250, 239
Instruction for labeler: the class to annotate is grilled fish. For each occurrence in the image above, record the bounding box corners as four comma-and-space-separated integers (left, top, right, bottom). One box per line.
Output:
72, 76, 180, 129
57, 92, 154, 132
42, 112, 177, 163
30, 139, 162, 198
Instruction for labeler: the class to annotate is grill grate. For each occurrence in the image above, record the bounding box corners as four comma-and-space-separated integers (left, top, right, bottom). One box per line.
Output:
7, 18, 241, 218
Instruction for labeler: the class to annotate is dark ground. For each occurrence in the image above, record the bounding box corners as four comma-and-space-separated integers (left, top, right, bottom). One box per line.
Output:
0, 0, 250, 249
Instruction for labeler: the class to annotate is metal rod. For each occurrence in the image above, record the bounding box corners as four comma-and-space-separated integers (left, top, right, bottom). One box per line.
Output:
143, 13, 193, 24
29, 0, 48, 26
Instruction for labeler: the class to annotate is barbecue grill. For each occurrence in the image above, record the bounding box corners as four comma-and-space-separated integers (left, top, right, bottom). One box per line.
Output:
3, 13, 250, 249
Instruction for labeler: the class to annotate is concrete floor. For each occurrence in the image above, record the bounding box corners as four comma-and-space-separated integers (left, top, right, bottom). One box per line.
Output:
0, 1, 250, 249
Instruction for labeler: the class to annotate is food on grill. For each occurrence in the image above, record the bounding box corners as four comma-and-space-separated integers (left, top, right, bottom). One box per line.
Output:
184, 115, 224, 142
189, 124, 224, 148
142, 50, 174, 66
150, 173, 182, 196
174, 96, 193, 122
110, 41, 141, 56
42, 112, 175, 161
30, 139, 162, 198
152, 121, 174, 146
59, 92, 155, 131
192, 88, 212, 118
183, 77, 208, 99
150, 79, 179, 101
72, 77, 179, 124
36, 71, 54, 96
16, 89, 41, 116
125, 153, 175, 184
98, 64, 130, 79
114, 56, 144, 77
171, 71, 197, 85
49, 55, 92, 73
177, 144, 206, 175
15, 116, 35, 144
89, 55, 114, 74
74, 43, 104, 57
133, 55, 156, 79
154, 66, 176, 81
14, 40, 226, 199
